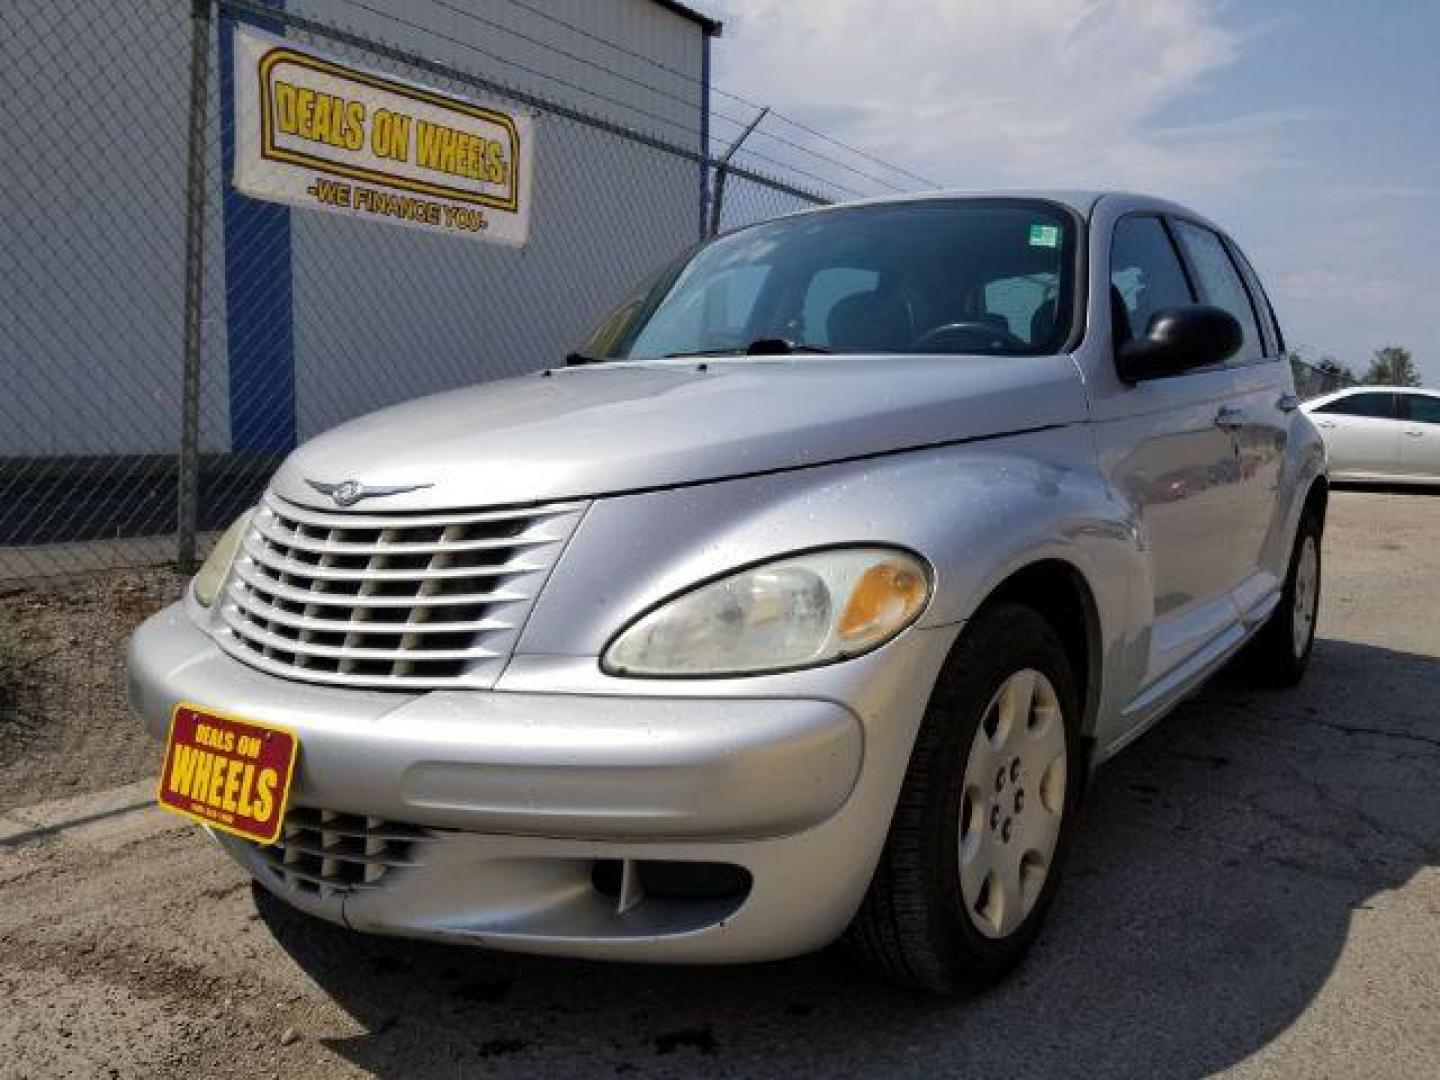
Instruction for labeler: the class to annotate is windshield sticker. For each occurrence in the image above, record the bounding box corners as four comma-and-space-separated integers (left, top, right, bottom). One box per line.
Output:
1028, 224, 1060, 248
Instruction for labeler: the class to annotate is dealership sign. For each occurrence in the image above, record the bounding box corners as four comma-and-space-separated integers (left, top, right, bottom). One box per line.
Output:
233, 29, 534, 245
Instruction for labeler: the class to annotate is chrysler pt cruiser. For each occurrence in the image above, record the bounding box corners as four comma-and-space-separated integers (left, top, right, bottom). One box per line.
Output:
129, 192, 1327, 994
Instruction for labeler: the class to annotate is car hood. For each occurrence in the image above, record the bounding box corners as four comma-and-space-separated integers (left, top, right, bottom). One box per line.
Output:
271, 354, 1088, 510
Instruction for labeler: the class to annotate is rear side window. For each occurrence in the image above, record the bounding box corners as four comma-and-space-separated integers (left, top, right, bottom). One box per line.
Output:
1109, 216, 1194, 343
1402, 394, 1440, 425
1170, 219, 1264, 363
1316, 392, 1397, 418
1225, 240, 1284, 355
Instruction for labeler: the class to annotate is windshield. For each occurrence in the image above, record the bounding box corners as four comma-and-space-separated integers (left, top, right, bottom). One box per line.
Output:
578, 199, 1078, 361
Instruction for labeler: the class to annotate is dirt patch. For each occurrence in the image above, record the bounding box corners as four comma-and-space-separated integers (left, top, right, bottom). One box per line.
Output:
0, 567, 185, 812
0, 493, 1437, 1079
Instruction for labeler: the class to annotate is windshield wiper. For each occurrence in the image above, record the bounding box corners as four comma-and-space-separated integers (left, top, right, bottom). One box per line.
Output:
565, 351, 601, 366
665, 338, 833, 359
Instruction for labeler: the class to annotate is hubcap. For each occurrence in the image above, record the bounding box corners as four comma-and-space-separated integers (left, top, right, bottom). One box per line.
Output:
958, 669, 1067, 939
1293, 536, 1319, 658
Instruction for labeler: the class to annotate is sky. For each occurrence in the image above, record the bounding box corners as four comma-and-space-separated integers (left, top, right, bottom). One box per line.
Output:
705, 0, 1440, 384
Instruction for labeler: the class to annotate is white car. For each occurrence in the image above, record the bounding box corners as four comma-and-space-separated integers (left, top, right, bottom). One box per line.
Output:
1303, 386, 1440, 484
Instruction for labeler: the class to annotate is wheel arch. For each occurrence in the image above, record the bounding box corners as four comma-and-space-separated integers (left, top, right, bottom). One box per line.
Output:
966, 558, 1104, 745
1303, 474, 1329, 533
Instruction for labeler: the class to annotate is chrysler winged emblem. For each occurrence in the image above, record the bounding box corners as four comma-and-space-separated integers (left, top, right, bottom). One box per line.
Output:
306, 478, 433, 507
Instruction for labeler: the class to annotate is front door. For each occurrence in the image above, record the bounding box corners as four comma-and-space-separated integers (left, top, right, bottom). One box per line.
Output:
1399, 392, 1440, 478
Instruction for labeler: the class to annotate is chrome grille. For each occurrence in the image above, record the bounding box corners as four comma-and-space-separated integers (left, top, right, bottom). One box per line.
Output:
215, 491, 586, 689
249, 807, 434, 899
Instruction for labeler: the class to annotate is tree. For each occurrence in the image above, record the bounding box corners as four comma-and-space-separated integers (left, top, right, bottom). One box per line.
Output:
1361, 345, 1421, 387
1316, 355, 1358, 385
1287, 351, 1356, 399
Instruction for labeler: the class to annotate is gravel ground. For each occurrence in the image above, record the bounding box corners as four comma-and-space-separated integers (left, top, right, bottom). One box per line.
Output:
0, 491, 1436, 1079
0, 567, 184, 813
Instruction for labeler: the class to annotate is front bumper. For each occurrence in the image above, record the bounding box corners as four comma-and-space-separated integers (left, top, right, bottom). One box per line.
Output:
129, 604, 954, 961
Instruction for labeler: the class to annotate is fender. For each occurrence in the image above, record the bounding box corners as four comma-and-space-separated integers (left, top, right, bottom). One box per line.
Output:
515, 424, 1149, 747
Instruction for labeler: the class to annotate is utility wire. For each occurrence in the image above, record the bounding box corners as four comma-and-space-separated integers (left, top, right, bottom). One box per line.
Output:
489, 0, 940, 190
417, 0, 911, 193
328, 0, 867, 197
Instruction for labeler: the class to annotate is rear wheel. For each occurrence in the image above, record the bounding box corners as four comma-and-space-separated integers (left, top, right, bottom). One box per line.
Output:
845, 602, 1082, 994
1241, 507, 1322, 686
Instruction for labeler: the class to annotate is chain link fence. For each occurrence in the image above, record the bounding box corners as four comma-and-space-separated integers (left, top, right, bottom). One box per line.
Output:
1, 0, 832, 589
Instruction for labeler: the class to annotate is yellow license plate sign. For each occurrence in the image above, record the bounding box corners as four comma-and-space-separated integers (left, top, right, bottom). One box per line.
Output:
157, 703, 298, 845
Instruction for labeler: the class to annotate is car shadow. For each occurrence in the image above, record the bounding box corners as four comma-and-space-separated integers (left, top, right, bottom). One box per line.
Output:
254, 637, 1440, 1078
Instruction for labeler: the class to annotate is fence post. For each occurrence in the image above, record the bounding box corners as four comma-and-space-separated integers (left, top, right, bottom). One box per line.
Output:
708, 106, 768, 237
177, 0, 212, 573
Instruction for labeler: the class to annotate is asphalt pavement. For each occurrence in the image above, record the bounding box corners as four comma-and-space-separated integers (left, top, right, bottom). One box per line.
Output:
1, 489, 1436, 1079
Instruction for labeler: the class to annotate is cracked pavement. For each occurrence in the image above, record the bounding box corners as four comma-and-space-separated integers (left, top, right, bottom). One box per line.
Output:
1, 489, 1437, 1078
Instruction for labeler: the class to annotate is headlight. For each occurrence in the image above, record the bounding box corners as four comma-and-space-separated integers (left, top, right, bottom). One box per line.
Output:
603, 547, 931, 677
192, 509, 255, 608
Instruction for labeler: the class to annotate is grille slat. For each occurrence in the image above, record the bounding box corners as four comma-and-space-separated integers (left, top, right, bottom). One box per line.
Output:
270, 499, 582, 530
267, 835, 421, 867
250, 809, 436, 899
218, 608, 505, 662
251, 514, 551, 557
232, 558, 532, 609
223, 587, 514, 636
215, 492, 586, 688
242, 534, 547, 582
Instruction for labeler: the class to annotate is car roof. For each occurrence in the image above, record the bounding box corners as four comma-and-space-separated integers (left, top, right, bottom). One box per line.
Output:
1305, 385, 1440, 408
787, 189, 1223, 229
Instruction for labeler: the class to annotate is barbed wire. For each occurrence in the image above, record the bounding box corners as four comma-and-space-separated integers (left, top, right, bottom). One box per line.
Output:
416, 0, 912, 194
483, 0, 943, 191
326, 0, 869, 199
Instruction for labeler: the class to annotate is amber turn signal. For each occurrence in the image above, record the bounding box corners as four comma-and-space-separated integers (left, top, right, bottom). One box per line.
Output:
838, 561, 929, 646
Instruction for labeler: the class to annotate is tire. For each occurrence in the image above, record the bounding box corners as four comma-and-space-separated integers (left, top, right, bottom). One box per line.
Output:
1240, 507, 1322, 687
845, 601, 1083, 995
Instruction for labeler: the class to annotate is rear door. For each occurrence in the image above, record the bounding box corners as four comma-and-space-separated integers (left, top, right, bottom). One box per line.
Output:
1095, 213, 1253, 686
1398, 392, 1440, 478
1168, 218, 1292, 614
1311, 392, 1402, 477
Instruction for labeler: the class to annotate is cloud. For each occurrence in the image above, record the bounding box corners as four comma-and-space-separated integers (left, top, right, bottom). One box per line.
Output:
708, 0, 1290, 199
1272, 268, 1415, 309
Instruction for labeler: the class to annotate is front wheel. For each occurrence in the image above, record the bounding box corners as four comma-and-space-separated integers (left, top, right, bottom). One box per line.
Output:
845, 602, 1082, 995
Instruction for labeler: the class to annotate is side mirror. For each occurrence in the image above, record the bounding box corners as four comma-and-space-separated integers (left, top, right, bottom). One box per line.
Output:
1116, 305, 1243, 382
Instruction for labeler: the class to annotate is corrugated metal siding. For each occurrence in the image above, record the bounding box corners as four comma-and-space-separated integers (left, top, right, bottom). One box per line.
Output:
2, 0, 706, 456
286, 0, 706, 439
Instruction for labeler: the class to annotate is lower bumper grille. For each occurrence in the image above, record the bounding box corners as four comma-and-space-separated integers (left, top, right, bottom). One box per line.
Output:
248, 806, 435, 900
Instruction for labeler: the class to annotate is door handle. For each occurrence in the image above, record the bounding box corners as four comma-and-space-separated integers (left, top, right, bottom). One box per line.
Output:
1315, 419, 1337, 429
1214, 406, 1246, 431
1405, 429, 1424, 437
1276, 393, 1301, 412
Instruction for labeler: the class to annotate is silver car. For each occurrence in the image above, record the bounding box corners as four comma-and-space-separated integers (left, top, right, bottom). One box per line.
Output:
129, 191, 1327, 994
1303, 385, 1440, 484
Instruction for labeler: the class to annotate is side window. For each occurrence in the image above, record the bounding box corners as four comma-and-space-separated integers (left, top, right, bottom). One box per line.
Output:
1109, 216, 1194, 343
1402, 394, 1440, 425
1170, 219, 1263, 363
1225, 239, 1284, 355
984, 272, 1062, 346
802, 267, 879, 345
1316, 393, 1397, 419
